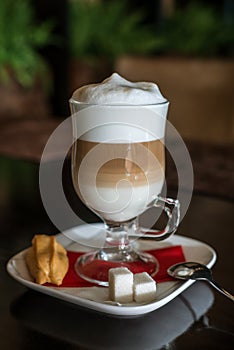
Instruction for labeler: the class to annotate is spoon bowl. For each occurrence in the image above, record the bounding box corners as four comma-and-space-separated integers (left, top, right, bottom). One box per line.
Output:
168, 262, 234, 301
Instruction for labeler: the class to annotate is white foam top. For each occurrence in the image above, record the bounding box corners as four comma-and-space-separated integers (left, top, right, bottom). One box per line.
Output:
72, 73, 167, 105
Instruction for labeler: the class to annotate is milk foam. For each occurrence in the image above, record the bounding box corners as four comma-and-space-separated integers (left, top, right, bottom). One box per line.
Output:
72, 73, 167, 105
70, 73, 169, 142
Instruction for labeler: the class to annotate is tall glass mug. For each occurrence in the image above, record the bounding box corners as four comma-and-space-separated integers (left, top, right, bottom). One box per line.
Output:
70, 83, 180, 286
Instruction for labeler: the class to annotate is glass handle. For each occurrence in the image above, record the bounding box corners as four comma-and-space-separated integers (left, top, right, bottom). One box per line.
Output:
129, 196, 180, 241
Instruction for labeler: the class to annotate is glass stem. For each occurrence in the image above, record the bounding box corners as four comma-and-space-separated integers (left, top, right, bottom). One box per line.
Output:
104, 217, 139, 250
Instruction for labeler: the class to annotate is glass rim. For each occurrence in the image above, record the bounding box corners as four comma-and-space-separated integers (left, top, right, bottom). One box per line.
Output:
69, 98, 169, 107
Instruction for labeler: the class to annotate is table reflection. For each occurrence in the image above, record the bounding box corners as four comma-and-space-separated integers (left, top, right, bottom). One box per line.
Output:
11, 282, 214, 350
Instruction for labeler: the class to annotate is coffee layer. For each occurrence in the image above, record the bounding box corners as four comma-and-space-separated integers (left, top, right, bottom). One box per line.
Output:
72, 139, 164, 188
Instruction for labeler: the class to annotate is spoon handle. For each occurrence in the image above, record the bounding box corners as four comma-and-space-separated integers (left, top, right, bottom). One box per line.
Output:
208, 279, 234, 301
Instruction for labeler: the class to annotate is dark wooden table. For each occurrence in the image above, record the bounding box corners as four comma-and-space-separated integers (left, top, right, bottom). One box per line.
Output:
0, 156, 233, 350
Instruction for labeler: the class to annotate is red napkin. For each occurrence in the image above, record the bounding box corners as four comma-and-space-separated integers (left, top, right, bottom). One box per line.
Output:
47, 245, 185, 288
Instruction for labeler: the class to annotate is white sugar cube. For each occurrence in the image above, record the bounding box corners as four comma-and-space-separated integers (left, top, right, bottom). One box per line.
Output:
133, 272, 157, 303
109, 267, 133, 303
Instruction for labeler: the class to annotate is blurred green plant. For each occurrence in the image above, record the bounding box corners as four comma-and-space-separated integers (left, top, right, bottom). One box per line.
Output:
68, 0, 159, 62
0, 157, 38, 203
155, 2, 234, 57
0, 0, 54, 88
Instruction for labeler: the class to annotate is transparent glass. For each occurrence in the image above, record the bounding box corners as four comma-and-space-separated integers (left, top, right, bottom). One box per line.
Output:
70, 100, 180, 286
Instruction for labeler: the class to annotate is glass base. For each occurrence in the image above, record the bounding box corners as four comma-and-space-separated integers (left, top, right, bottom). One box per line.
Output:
75, 249, 158, 286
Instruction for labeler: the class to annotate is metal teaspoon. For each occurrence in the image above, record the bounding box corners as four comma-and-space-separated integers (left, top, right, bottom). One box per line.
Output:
167, 262, 234, 301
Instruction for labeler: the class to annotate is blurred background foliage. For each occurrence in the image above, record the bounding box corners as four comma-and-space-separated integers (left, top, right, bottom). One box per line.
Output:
0, 0, 55, 89
68, 0, 159, 62
0, 0, 232, 114
68, 0, 234, 60
152, 2, 234, 56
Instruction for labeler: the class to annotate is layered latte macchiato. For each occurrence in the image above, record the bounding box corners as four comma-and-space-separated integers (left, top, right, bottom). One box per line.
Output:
69, 73, 180, 285
70, 73, 168, 222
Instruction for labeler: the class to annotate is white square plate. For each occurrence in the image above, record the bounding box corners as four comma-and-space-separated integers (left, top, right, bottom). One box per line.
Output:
7, 223, 216, 317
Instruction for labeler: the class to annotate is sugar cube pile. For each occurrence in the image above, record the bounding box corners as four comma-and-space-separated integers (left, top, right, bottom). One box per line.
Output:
108, 267, 157, 304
